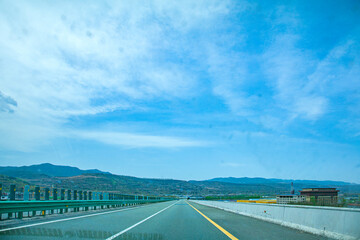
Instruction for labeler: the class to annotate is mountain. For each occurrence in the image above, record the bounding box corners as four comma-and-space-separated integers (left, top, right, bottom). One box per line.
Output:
0, 163, 286, 195
208, 177, 353, 186
6, 173, 284, 196
7, 172, 359, 196
0, 164, 359, 196
207, 177, 360, 195
0, 174, 30, 191
0, 163, 109, 178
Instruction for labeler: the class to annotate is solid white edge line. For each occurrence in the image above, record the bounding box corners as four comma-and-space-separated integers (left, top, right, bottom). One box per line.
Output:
0, 202, 169, 233
106, 201, 178, 240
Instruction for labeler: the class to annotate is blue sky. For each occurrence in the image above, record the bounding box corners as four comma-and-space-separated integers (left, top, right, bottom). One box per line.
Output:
0, 0, 360, 182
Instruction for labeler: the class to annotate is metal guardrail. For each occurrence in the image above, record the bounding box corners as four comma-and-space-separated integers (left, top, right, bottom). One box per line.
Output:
0, 182, 174, 220
0, 199, 169, 220
1, 183, 167, 202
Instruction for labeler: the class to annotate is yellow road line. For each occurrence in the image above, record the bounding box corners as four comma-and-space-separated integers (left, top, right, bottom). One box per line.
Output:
186, 201, 239, 240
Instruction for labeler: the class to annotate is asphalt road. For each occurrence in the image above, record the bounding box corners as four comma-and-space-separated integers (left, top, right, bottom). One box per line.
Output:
0, 200, 331, 240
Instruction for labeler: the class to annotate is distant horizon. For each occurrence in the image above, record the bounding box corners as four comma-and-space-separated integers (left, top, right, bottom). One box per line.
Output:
1, 162, 358, 184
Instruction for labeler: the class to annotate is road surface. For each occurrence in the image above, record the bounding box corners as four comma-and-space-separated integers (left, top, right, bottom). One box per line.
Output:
0, 200, 331, 239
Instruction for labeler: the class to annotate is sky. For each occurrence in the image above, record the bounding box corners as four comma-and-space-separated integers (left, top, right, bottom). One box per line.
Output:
0, 0, 360, 183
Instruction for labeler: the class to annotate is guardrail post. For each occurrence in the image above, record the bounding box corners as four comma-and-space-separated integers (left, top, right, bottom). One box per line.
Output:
32, 186, 40, 217
107, 193, 111, 208
41, 188, 49, 217
61, 189, 65, 200
89, 191, 92, 200
100, 193, 104, 209
9, 184, 16, 201
53, 188, 58, 200
7, 185, 15, 218
84, 191, 88, 210
35, 186, 40, 200
73, 190, 78, 212
58, 189, 65, 214
67, 190, 71, 200
79, 190, 83, 200
24, 185, 30, 201
92, 192, 96, 209
44, 188, 50, 200
51, 188, 57, 214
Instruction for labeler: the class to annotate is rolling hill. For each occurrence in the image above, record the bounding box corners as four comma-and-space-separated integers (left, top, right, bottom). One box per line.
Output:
208, 177, 353, 186
0, 163, 109, 178
0, 163, 359, 196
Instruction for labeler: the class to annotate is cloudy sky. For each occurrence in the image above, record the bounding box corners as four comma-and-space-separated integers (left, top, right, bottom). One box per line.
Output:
1, 0, 360, 182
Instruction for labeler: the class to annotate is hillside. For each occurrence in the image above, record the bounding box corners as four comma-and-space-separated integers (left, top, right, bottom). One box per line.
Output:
0, 163, 109, 178
208, 177, 360, 195
1, 163, 359, 196
0, 174, 30, 191
16, 173, 282, 196
208, 177, 353, 186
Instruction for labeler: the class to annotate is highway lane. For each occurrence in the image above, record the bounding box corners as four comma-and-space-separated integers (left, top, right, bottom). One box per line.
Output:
0, 201, 177, 239
0, 199, 332, 240
113, 201, 229, 240
119, 200, 330, 240
187, 201, 331, 240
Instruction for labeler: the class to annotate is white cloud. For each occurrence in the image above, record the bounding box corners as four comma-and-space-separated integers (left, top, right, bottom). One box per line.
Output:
208, 11, 359, 131
293, 96, 328, 120
1, 0, 359, 153
220, 162, 246, 167
0, 91, 17, 113
207, 46, 254, 117
262, 34, 327, 120
0, 0, 229, 151
0, 116, 57, 152
264, 35, 360, 124
0, 1, 196, 116
72, 130, 208, 148
1, 0, 228, 107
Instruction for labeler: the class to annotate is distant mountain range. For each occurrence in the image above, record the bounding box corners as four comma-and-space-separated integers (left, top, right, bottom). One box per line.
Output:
0, 163, 359, 195
0, 163, 110, 179
208, 177, 354, 186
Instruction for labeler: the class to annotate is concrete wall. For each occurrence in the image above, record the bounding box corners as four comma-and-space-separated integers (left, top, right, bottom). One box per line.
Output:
191, 200, 360, 240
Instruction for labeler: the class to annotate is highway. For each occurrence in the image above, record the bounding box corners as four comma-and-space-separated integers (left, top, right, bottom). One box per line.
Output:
0, 200, 331, 240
